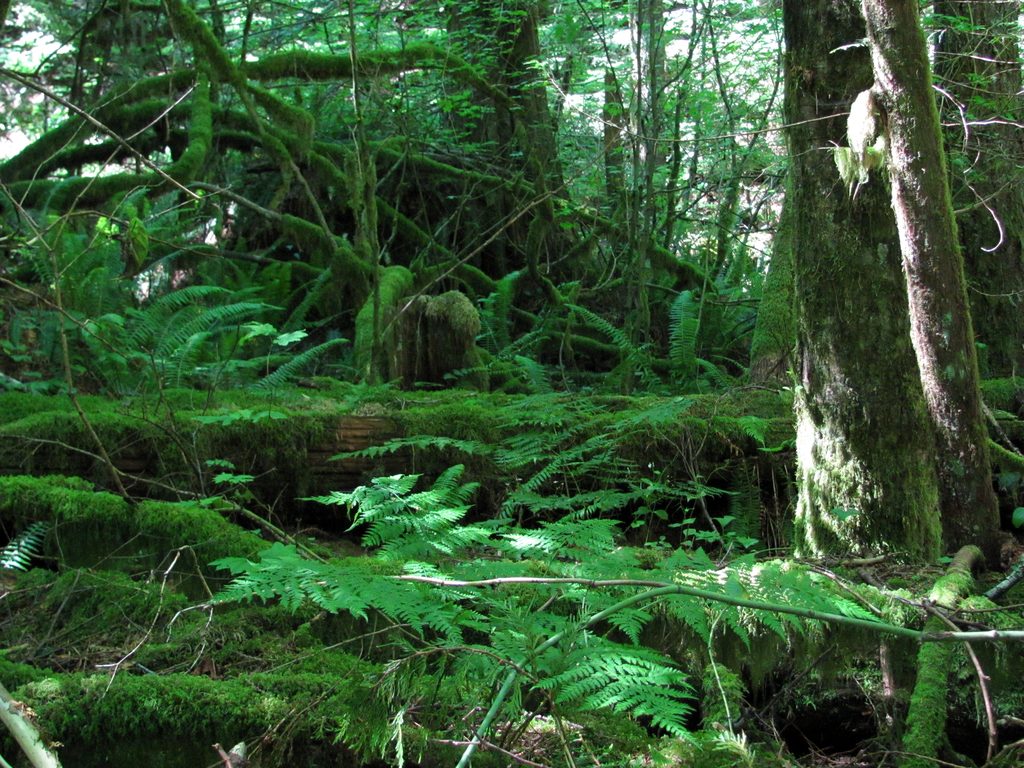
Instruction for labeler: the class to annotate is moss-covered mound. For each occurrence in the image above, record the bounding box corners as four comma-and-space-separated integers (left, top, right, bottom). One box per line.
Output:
0, 474, 266, 570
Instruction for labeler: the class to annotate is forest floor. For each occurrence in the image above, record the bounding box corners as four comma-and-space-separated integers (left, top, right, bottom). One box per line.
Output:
1, 385, 1022, 768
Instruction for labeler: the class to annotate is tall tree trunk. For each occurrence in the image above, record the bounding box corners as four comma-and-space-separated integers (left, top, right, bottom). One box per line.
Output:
623, 0, 668, 352
784, 0, 941, 560
933, 1, 1024, 375
860, 0, 1000, 555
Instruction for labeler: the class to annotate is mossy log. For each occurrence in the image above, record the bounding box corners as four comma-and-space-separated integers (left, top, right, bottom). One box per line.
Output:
0, 474, 266, 570
6, 665, 383, 768
0, 392, 402, 508
0, 388, 793, 532
899, 545, 983, 768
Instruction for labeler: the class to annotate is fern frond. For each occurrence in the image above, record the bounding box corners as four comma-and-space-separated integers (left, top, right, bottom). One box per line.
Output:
668, 290, 700, 381
0, 521, 50, 571
152, 301, 266, 358
695, 357, 734, 389
539, 642, 694, 737
281, 268, 332, 332
479, 270, 521, 353
255, 337, 348, 389
310, 467, 490, 561
329, 435, 492, 462
567, 303, 631, 353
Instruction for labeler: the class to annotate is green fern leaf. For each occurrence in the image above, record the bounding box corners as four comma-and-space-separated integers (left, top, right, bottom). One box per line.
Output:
0, 522, 50, 571
669, 290, 700, 381
255, 337, 348, 390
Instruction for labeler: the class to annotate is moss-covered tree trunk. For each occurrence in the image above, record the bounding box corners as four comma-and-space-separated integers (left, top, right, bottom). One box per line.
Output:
861, 0, 999, 555
933, 1, 1024, 376
784, 0, 941, 560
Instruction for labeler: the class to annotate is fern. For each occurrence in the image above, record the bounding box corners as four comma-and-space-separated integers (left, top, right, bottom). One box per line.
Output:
668, 290, 700, 381
0, 522, 50, 571
538, 642, 694, 738
307, 465, 492, 561
478, 270, 521, 353
567, 303, 632, 352
216, 463, 910, 763
255, 337, 348, 390
331, 435, 492, 462
281, 268, 332, 333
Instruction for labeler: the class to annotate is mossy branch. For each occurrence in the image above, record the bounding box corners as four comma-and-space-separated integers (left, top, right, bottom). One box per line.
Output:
0, 68, 198, 203
0, 681, 62, 768
244, 44, 509, 106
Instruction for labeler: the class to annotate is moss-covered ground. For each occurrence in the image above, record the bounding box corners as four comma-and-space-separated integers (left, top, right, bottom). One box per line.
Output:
0, 381, 1022, 767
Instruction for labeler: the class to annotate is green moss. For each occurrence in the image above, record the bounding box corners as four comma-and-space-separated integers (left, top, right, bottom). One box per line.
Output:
14, 660, 386, 763
426, 291, 481, 340
749, 193, 795, 384
981, 377, 1023, 414
701, 662, 745, 729
0, 655, 49, 689
0, 474, 126, 530
0, 474, 265, 569
0, 391, 354, 505
0, 391, 64, 425
164, 0, 242, 88
396, 393, 508, 443
900, 617, 953, 768
353, 265, 414, 381
136, 499, 266, 562
900, 551, 978, 768
244, 43, 507, 103
166, 69, 211, 183
249, 84, 314, 148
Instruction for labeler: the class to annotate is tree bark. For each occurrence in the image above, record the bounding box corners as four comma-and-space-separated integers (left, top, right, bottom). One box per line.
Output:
860, 0, 1000, 555
784, 0, 941, 560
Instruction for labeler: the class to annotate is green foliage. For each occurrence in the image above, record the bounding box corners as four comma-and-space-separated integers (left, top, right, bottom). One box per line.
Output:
669, 290, 700, 381
83, 285, 268, 393
310, 465, 488, 559
0, 474, 265, 569
0, 520, 49, 571
215, 464, 893, 755
254, 336, 348, 390
538, 642, 694, 737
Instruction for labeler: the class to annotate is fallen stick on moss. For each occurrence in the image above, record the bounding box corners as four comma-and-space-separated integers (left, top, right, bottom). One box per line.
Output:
986, 553, 1024, 601
0, 681, 62, 768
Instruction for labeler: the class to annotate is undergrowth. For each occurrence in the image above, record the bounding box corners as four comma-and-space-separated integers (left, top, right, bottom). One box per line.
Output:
213, 464, 892, 763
